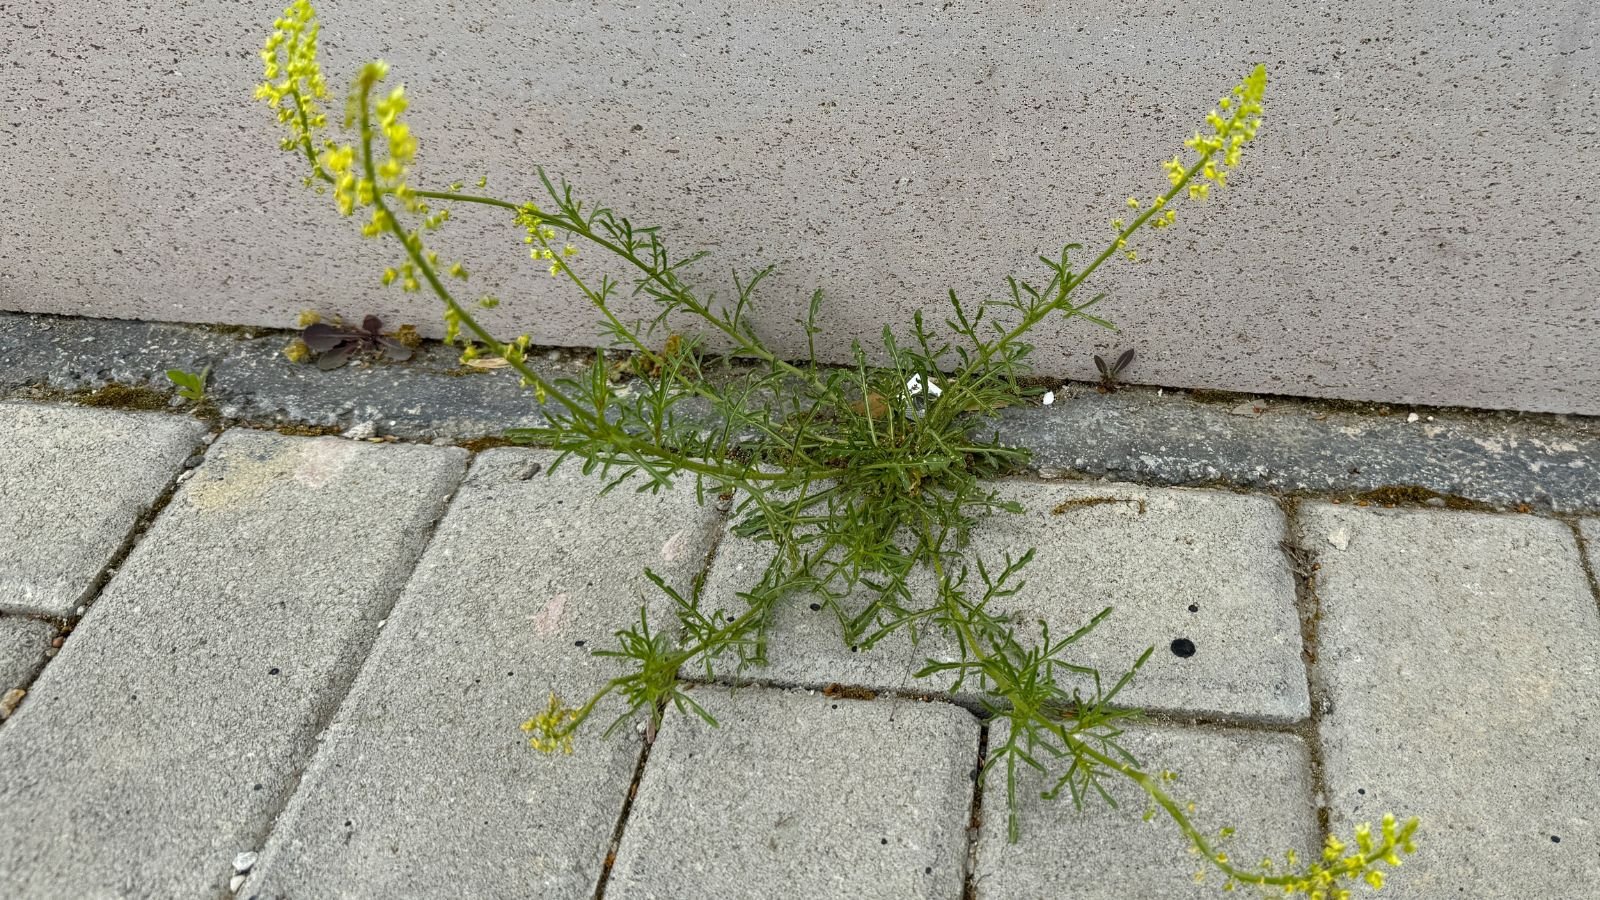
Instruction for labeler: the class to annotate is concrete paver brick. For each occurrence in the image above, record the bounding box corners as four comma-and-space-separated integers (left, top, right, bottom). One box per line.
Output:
973, 722, 1319, 899
702, 481, 1308, 722
607, 686, 979, 900
1298, 504, 1600, 896
0, 401, 207, 617
245, 449, 724, 899
0, 430, 466, 898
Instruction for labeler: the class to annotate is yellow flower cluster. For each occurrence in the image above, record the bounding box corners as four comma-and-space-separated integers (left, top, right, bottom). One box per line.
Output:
516, 204, 579, 277
1143, 65, 1268, 240
260, 4, 474, 297
521, 692, 581, 754
1258, 814, 1418, 899
1181, 64, 1266, 200
254, 0, 327, 158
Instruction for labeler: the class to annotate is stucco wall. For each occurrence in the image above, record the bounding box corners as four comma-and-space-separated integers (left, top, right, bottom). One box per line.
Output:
2, 1, 1597, 413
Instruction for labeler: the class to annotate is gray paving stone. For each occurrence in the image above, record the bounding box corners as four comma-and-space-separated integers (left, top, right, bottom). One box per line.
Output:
0, 615, 56, 699
0, 401, 207, 617
607, 686, 978, 900
244, 449, 724, 899
702, 481, 1307, 722
0, 430, 466, 899
1297, 504, 1600, 896
973, 722, 1318, 899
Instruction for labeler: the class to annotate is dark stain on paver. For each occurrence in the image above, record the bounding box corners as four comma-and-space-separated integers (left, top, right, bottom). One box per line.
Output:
822, 682, 878, 701
1051, 495, 1146, 515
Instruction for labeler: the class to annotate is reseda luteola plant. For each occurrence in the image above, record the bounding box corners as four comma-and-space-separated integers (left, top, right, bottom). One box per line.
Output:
257, 3, 1418, 894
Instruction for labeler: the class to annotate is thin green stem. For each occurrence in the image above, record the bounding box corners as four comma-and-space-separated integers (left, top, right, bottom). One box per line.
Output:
355, 84, 789, 488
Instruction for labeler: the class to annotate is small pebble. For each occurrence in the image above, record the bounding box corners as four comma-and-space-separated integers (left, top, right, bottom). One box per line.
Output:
232, 850, 258, 873
229, 874, 246, 892
1041, 390, 1055, 406
1327, 527, 1351, 551
51, 636, 64, 648
342, 421, 378, 440
1406, 412, 1420, 423
43, 647, 58, 658
183, 454, 205, 468
0, 688, 25, 718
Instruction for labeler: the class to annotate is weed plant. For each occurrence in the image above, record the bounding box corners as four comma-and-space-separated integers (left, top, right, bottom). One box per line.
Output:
257, 4, 1417, 893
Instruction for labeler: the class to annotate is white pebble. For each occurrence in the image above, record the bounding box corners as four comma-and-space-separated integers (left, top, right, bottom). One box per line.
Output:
232, 850, 258, 873
1406, 412, 1419, 423
229, 874, 246, 892
1041, 391, 1055, 406
1327, 527, 1351, 551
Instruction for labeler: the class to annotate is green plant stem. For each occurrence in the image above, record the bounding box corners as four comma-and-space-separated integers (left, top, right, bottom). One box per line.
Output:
352, 88, 786, 489
412, 188, 839, 401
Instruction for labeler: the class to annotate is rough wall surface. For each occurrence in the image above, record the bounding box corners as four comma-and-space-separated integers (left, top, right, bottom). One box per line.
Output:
2, 1, 1596, 413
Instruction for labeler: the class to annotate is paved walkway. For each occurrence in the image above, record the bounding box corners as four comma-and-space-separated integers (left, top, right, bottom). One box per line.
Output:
0, 399, 1596, 898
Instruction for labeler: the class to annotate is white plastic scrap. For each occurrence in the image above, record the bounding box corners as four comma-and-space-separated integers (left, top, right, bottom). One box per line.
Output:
905, 374, 943, 398
1041, 390, 1056, 406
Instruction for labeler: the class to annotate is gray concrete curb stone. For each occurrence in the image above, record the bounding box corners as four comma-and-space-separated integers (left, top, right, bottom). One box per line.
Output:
244, 448, 724, 899
1297, 504, 1600, 897
7, 312, 1600, 512
606, 686, 978, 900
0, 430, 466, 898
0, 401, 207, 617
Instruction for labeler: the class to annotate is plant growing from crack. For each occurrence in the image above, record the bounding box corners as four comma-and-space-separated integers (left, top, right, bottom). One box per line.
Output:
164, 366, 210, 403
256, 3, 1418, 894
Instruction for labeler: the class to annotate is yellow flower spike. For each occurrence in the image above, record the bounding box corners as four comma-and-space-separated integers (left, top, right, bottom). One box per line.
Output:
562, 244, 579, 257
1163, 156, 1186, 186
1126, 197, 1140, 209
520, 692, 580, 754
1111, 218, 1125, 231
381, 268, 398, 286
449, 262, 468, 280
